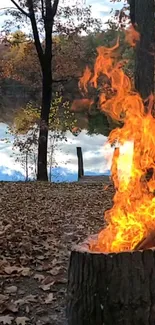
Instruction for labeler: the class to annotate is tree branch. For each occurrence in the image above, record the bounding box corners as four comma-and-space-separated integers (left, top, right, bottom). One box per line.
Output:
41, 0, 45, 20
10, 0, 30, 17
52, 0, 59, 18
27, 0, 44, 68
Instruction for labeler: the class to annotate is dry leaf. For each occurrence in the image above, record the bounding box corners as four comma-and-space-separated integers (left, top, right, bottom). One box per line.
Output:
0, 182, 109, 325
0, 301, 18, 314
20, 267, 31, 277
0, 294, 8, 303
39, 282, 54, 291
47, 266, 61, 276
0, 315, 14, 324
36, 255, 45, 260
5, 302, 18, 313
4, 266, 20, 275
15, 317, 29, 325
24, 295, 37, 303
41, 275, 53, 285
33, 273, 45, 282
15, 294, 37, 306
5, 286, 17, 294
45, 293, 54, 304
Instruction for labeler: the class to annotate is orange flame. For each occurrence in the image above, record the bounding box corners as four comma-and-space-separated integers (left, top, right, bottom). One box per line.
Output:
79, 36, 155, 253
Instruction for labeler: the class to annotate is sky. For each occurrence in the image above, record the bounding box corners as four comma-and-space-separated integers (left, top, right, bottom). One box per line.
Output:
0, 0, 123, 30
0, 0, 123, 182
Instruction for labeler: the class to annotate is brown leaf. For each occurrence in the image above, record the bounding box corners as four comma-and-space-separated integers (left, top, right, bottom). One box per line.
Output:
25, 305, 29, 314
36, 255, 45, 260
4, 266, 20, 275
33, 273, 45, 282
41, 275, 53, 285
6, 302, 18, 313
44, 293, 54, 304
20, 267, 31, 277
0, 301, 18, 314
4, 286, 17, 294
15, 317, 29, 325
15, 295, 37, 306
47, 266, 61, 276
0, 294, 8, 303
39, 282, 54, 291
0, 315, 14, 324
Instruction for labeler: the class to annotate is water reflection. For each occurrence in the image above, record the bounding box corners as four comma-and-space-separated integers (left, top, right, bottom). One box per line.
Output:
0, 124, 112, 181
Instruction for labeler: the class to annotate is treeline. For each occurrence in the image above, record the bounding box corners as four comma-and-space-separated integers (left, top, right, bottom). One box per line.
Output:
0, 27, 134, 135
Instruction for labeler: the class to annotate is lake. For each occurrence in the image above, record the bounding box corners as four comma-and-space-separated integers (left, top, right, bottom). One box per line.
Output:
0, 123, 113, 181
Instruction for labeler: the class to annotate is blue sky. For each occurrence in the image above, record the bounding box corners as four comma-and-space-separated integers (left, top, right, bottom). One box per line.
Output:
0, 0, 123, 181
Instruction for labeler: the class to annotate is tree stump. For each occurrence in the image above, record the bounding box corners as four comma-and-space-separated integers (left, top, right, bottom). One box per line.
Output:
67, 239, 155, 325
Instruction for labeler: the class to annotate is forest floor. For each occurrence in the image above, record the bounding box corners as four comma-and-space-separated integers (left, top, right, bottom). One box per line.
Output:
0, 182, 114, 325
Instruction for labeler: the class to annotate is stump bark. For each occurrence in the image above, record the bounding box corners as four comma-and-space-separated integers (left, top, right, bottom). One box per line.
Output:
67, 243, 155, 325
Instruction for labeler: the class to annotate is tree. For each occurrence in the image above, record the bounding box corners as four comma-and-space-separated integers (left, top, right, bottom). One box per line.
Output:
111, 0, 155, 100
2, 0, 100, 181
134, 0, 154, 101
2, 0, 59, 180
9, 94, 77, 181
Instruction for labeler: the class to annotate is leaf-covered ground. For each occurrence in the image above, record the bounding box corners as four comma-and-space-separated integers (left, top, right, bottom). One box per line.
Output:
0, 182, 114, 325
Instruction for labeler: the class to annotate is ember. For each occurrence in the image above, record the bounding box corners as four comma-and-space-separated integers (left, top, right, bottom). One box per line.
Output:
79, 25, 155, 253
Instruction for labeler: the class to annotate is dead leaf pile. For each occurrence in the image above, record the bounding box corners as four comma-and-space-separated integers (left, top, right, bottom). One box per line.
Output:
0, 181, 113, 324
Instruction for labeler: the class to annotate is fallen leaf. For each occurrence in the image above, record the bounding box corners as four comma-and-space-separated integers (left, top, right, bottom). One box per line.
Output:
33, 273, 45, 282
5, 302, 18, 313
36, 255, 45, 260
41, 275, 53, 285
0, 294, 8, 303
40, 282, 54, 291
5, 286, 17, 294
24, 295, 37, 303
47, 266, 61, 276
15, 294, 37, 306
15, 317, 29, 325
45, 293, 54, 304
20, 267, 31, 277
0, 315, 14, 324
4, 266, 20, 275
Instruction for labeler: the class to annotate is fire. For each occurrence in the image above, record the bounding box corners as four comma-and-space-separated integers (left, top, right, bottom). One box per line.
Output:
79, 26, 155, 253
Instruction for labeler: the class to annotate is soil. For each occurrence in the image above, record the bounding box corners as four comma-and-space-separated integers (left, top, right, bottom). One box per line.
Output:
0, 181, 114, 325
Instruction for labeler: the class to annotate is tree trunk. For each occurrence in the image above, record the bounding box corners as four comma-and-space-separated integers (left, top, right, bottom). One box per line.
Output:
77, 147, 84, 180
134, 0, 155, 100
133, 0, 155, 180
67, 244, 155, 325
37, 64, 52, 181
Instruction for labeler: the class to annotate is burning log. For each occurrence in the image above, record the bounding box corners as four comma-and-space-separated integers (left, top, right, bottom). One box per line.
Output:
67, 237, 155, 325
134, 230, 155, 250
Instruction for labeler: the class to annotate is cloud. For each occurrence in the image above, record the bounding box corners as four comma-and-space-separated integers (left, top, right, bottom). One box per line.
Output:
55, 130, 113, 173
0, 124, 113, 181
0, 0, 124, 30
